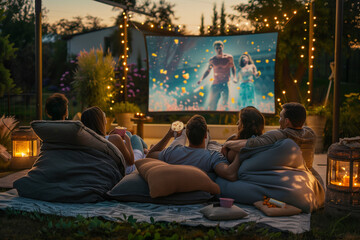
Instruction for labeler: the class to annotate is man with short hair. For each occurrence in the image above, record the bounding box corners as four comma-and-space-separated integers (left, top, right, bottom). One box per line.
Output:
45, 93, 69, 120
197, 40, 236, 110
146, 115, 240, 181
222, 102, 316, 169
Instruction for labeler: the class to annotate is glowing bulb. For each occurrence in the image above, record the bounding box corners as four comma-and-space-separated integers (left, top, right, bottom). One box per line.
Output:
301, 46, 305, 49
311, 56, 314, 59
294, 80, 298, 83
121, 33, 124, 36
110, 107, 113, 110
282, 90, 286, 94
314, 24, 317, 27
307, 82, 310, 85
274, 17, 277, 20
277, 98, 281, 102
264, 19, 268, 22
307, 98, 311, 102
313, 16, 317, 20
310, 65, 313, 68
304, 21, 307, 24
107, 86, 111, 89
293, 11, 297, 14
284, 13, 287, 17
300, 55, 304, 58
312, 47, 315, 51
307, 90, 311, 94
151, 24, 154, 28
124, 16, 127, 19
119, 24, 123, 28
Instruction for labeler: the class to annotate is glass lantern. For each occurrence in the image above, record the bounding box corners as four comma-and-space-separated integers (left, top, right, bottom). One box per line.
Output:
326, 137, 360, 214
9, 126, 40, 170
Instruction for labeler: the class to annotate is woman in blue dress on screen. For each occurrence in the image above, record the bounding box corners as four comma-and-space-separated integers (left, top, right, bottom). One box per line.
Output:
238, 53, 260, 108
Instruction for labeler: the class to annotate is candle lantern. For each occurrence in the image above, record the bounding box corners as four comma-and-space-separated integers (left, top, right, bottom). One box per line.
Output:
325, 137, 360, 215
9, 126, 40, 170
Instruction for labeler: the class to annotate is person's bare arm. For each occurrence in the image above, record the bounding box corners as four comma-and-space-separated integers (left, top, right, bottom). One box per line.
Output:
222, 139, 247, 152
253, 64, 260, 78
108, 134, 134, 166
197, 63, 212, 85
146, 127, 174, 159
214, 155, 241, 181
230, 56, 237, 83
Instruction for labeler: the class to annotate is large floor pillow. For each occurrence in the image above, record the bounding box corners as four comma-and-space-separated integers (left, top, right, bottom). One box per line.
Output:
107, 171, 214, 204
13, 121, 125, 203
135, 158, 220, 198
216, 139, 325, 213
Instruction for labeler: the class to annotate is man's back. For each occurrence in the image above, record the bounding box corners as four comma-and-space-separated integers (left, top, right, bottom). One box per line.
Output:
158, 145, 228, 173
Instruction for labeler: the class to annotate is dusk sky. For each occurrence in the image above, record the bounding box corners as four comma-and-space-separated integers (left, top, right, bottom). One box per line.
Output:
44, 0, 246, 33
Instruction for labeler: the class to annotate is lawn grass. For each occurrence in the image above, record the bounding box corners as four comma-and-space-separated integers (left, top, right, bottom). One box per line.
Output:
1, 206, 360, 240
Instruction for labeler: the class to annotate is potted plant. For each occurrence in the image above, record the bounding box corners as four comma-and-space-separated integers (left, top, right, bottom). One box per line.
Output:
306, 105, 329, 153
112, 102, 140, 132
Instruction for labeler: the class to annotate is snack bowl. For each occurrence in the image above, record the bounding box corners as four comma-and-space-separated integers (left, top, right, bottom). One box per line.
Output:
219, 198, 234, 208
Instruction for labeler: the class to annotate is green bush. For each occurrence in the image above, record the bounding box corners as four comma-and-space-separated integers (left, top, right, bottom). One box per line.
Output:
112, 102, 140, 113
72, 47, 116, 110
324, 93, 360, 149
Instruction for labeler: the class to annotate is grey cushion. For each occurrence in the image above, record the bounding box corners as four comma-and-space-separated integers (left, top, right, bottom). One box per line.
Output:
30, 120, 126, 174
14, 121, 125, 203
216, 139, 325, 213
106, 171, 214, 204
200, 204, 248, 220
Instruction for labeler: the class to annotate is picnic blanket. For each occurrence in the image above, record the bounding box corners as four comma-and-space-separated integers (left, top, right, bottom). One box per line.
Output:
0, 189, 310, 234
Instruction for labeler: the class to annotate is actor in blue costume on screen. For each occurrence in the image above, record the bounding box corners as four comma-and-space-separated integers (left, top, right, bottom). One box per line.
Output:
197, 40, 237, 111
238, 53, 260, 108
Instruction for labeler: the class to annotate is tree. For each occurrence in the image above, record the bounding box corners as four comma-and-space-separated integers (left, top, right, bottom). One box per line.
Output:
199, 13, 205, 35
220, 2, 226, 35
0, 8, 21, 98
1, 0, 36, 92
139, 0, 177, 28
232, 0, 360, 103
49, 15, 107, 36
211, 3, 218, 35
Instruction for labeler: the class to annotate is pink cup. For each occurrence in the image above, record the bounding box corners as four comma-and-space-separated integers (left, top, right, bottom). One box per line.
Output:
219, 198, 234, 208
113, 127, 127, 137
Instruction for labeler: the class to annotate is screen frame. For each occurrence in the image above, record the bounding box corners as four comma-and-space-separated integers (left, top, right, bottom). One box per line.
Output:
144, 31, 279, 116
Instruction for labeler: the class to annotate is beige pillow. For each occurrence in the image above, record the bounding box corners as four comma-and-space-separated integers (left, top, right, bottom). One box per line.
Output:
135, 158, 220, 198
200, 204, 248, 220
253, 201, 302, 217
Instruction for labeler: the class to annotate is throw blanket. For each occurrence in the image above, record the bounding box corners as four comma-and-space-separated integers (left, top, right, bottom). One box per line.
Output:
0, 189, 311, 234
217, 139, 325, 213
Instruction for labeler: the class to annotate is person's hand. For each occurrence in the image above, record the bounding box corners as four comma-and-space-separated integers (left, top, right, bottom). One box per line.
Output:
221, 146, 229, 158
197, 80, 202, 85
123, 133, 130, 142
167, 127, 175, 137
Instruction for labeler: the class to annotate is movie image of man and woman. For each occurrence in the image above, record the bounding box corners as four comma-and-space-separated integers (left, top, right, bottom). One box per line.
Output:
146, 32, 278, 114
